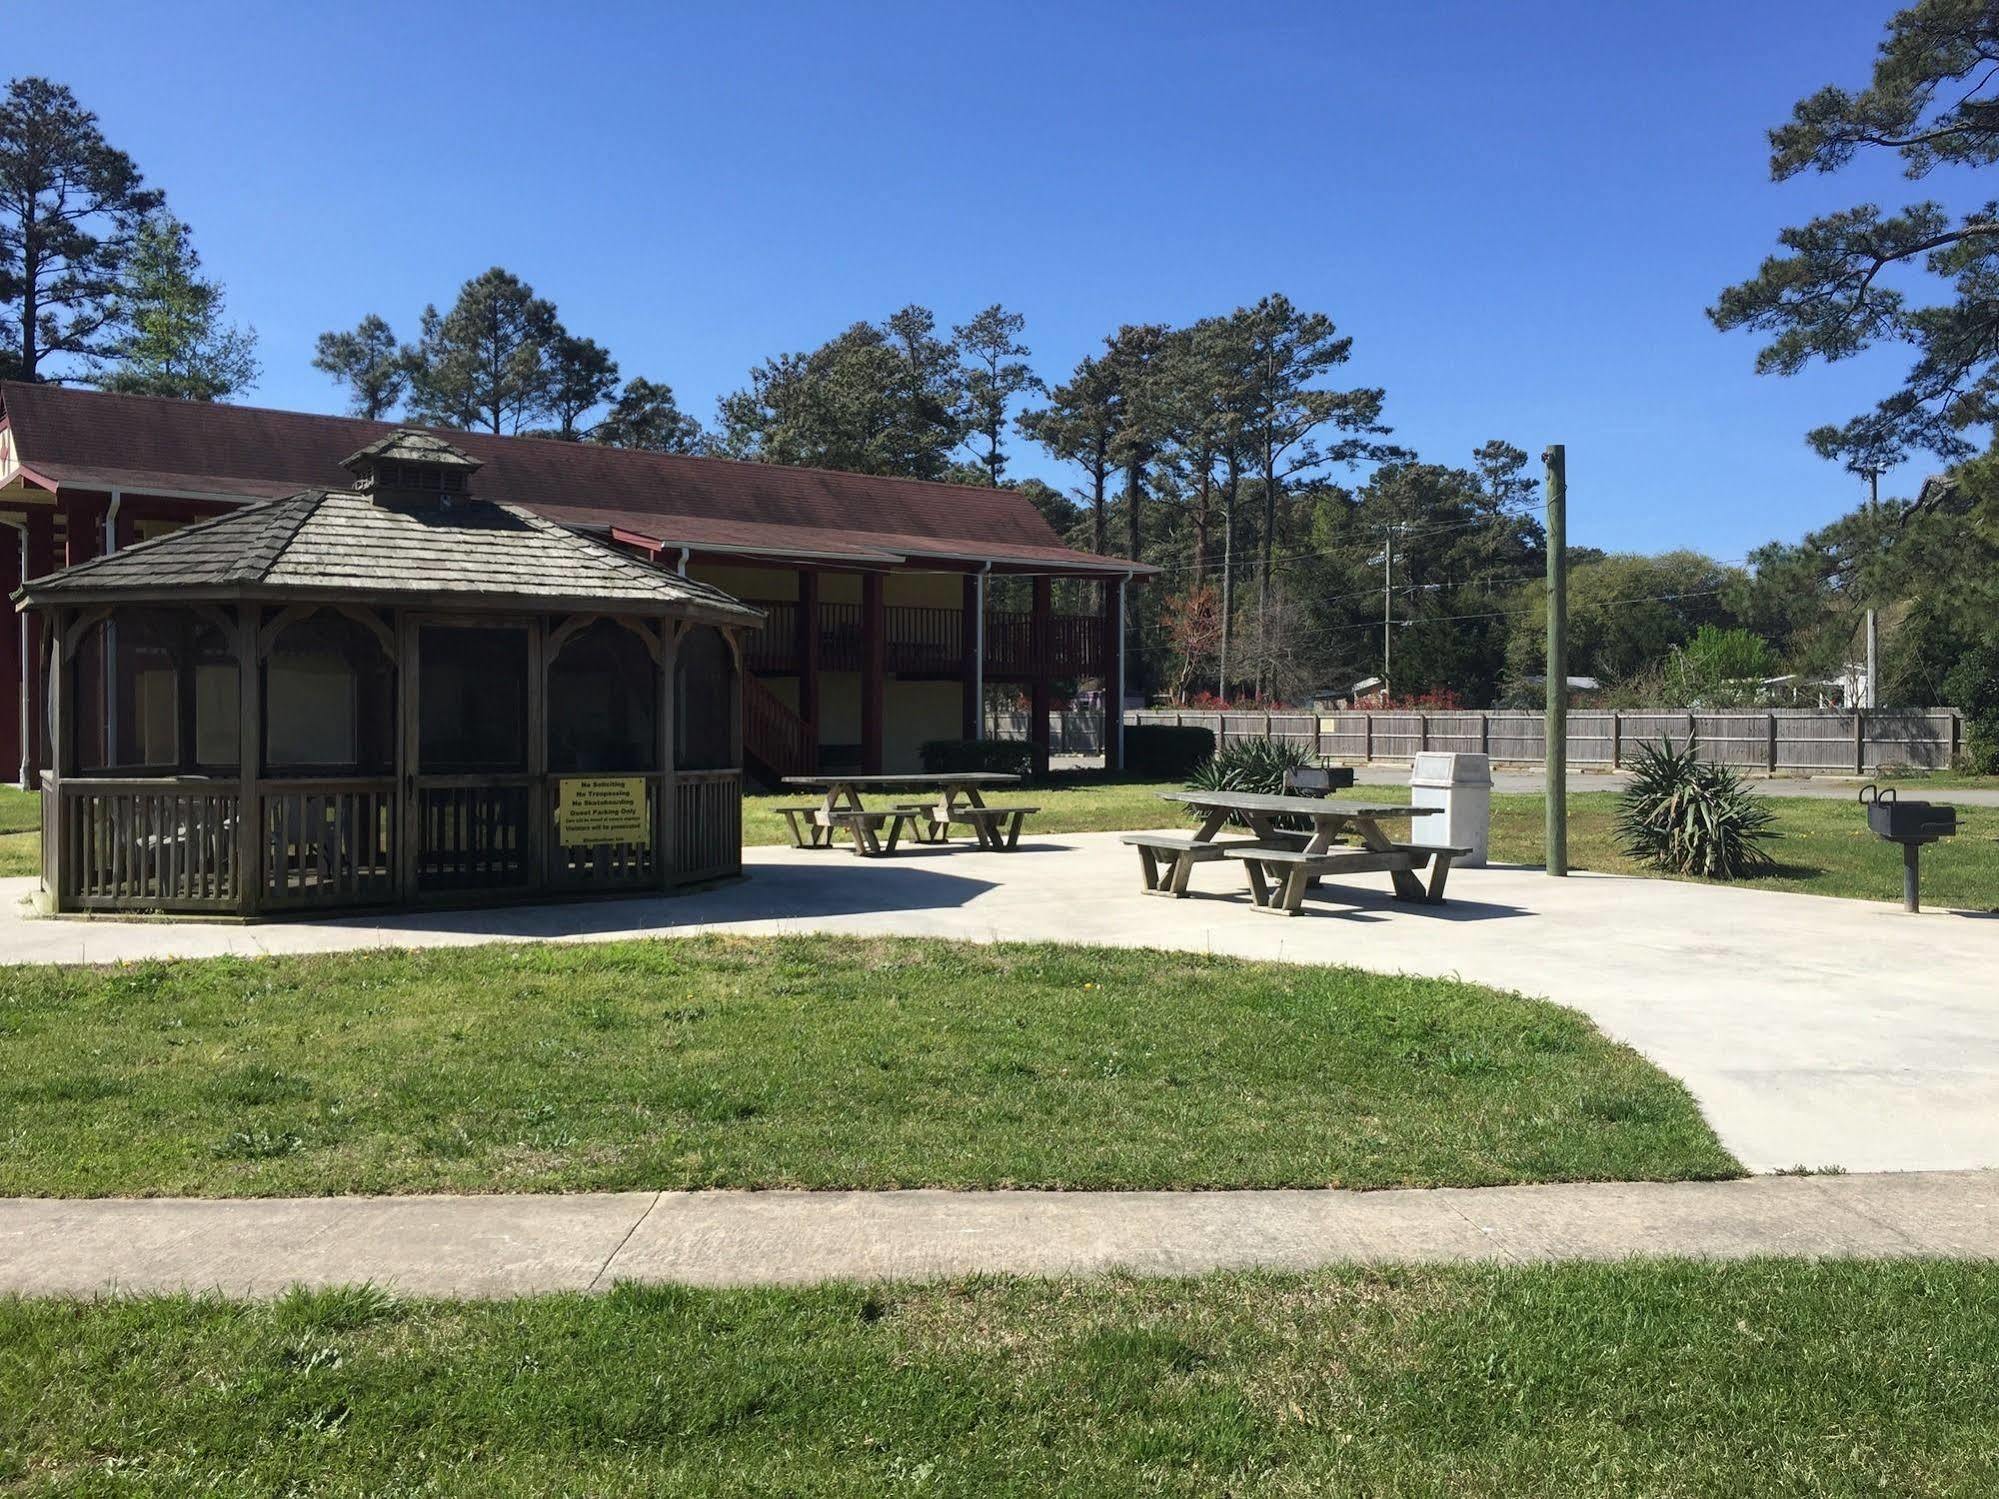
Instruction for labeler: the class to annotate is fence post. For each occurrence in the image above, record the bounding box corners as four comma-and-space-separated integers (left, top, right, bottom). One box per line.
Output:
1610, 711, 1622, 770
1766, 713, 1778, 773
1480, 712, 1490, 756
1263, 711, 1273, 743
1418, 713, 1429, 754
1312, 715, 1322, 760
1363, 714, 1374, 762
1854, 709, 1866, 774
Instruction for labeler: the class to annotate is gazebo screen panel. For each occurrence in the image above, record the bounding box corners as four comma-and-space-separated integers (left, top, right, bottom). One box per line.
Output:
264, 611, 396, 775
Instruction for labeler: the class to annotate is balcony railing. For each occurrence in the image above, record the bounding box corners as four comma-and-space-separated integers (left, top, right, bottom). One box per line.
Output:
743, 602, 1100, 679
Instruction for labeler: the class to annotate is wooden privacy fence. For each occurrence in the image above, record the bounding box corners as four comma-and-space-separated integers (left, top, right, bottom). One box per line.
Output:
1127, 708, 1964, 774
985, 709, 1106, 755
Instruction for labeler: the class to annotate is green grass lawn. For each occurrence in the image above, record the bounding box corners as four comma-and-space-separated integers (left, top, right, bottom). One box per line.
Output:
0, 784, 35, 879
8, 1261, 1997, 1495
0, 935, 1735, 1196
750, 779, 1999, 909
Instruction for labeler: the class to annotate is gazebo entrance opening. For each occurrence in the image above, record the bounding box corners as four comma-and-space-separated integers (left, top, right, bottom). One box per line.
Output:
414, 620, 534, 897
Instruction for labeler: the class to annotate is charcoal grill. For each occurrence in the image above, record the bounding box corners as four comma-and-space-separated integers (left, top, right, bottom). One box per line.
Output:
1859, 784, 1958, 912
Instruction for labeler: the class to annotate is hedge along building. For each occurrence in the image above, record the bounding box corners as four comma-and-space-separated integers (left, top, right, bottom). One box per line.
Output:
14, 430, 766, 916
0, 383, 1151, 791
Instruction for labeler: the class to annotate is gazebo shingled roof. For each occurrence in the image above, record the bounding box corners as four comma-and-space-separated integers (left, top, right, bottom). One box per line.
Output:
14, 469, 762, 625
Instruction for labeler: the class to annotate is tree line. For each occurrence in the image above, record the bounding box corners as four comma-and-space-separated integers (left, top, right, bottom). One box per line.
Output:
0, 77, 256, 398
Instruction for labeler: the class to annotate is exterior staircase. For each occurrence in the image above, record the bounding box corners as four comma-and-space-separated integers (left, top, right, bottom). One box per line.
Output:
742, 670, 816, 787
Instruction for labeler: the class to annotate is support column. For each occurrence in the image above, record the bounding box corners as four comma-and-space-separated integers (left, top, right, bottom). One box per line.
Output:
796, 571, 820, 765
21, 507, 54, 785
63, 494, 105, 568
1101, 575, 1125, 771
658, 622, 680, 888
234, 604, 262, 916
960, 573, 981, 741
0, 525, 18, 784
1029, 575, 1052, 779
861, 572, 885, 774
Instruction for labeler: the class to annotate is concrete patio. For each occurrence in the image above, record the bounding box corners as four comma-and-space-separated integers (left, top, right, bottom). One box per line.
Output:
2, 829, 1995, 1174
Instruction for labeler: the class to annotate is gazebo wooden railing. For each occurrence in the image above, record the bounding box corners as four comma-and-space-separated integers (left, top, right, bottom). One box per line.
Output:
43, 766, 743, 915
51, 776, 243, 913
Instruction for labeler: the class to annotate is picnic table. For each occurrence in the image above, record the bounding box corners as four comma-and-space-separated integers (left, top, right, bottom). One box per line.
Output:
778, 773, 1036, 856
1124, 790, 1464, 915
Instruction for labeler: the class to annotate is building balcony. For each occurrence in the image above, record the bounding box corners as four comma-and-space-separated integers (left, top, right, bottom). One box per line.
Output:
743, 602, 1104, 681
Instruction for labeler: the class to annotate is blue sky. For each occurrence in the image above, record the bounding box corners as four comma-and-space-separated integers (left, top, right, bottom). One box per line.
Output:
9, 0, 1948, 559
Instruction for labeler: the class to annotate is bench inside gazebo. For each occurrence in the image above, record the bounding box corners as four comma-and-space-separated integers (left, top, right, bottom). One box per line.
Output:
12, 431, 762, 918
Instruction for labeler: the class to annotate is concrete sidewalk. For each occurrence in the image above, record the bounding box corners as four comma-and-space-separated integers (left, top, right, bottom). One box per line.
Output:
5, 1171, 1993, 1299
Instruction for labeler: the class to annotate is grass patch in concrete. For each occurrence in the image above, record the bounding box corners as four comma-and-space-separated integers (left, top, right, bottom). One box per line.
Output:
0, 935, 1736, 1196
6, 1261, 1996, 1494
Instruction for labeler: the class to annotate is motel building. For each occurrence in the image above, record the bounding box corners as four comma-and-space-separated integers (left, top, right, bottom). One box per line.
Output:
1, 384, 1148, 917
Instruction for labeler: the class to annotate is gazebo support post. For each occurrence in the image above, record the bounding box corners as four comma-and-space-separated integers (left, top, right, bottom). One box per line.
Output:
42, 607, 64, 909
658, 620, 680, 888
235, 603, 263, 916
526, 617, 548, 887
396, 610, 420, 901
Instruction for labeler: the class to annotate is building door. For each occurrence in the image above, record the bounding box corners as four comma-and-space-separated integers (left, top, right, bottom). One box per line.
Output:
409, 620, 537, 896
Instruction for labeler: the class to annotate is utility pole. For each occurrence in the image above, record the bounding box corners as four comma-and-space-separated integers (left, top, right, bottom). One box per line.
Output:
1381, 525, 1395, 699
1543, 444, 1568, 877
1864, 607, 1879, 710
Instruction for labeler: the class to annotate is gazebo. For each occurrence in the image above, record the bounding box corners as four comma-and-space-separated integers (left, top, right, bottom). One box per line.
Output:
13, 431, 762, 917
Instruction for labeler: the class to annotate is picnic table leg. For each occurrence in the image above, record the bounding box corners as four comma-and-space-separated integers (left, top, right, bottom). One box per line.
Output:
1004, 809, 1026, 850
1355, 816, 1429, 901
1242, 857, 1272, 908
1278, 867, 1309, 916
1137, 845, 1162, 891
961, 786, 998, 849
1425, 850, 1455, 903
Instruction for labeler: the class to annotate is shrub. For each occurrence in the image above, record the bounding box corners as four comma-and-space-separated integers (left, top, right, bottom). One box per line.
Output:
1940, 643, 1999, 774
1125, 724, 1215, 779
1186, 736, 1317, 797
918, 738, 1033, 778
1615, 738, 1776, 878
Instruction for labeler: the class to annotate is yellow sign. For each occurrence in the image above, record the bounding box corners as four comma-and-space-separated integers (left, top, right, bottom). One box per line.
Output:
555, 777, 651, 847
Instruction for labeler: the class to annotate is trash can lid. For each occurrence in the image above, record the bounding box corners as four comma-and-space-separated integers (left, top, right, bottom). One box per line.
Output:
1410, 751, 1493, 787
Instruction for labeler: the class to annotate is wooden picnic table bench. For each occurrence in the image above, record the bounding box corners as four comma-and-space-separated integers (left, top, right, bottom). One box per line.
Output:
1144, 790, 1458, 913
780, 773, 1031, 856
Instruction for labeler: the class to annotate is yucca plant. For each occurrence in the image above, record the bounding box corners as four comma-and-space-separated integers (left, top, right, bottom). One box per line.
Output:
1186, 737, 1319, 827
1186, 735, 1316, 796
1615, 737, 1776, 878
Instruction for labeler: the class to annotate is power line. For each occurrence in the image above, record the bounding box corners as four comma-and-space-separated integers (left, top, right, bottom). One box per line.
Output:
1144, 500, 1545, 580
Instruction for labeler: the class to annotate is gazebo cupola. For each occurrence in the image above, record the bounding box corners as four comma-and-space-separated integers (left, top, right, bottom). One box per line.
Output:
342, 429, 482, 506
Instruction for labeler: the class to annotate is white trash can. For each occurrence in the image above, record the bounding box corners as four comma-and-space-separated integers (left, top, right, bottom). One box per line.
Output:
1409, 751, 1491, 868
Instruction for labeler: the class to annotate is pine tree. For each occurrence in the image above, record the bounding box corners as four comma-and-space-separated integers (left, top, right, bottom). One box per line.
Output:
0, 77, 163, 381
94, 212, 257, 401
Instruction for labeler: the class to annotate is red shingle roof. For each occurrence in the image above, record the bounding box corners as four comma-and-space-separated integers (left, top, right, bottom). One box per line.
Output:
0, 382, 1147, 575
